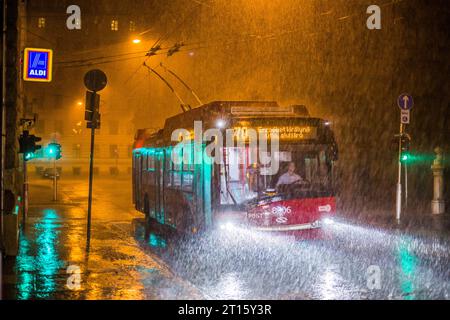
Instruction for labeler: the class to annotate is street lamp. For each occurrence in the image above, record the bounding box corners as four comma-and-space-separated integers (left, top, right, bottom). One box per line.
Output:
132, 38, 141, 44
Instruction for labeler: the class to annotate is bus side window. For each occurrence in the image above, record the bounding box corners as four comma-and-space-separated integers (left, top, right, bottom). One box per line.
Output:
182, 172, 193, 191
147, 154, 155, 186
173, 171, 182, 187
165, 150, 173, 187
181, 144, 193, 191
172, 146, 182, 188
142, 153, 150, 185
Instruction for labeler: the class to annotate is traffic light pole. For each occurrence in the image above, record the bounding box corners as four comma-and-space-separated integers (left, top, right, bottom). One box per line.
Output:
22, 157, 28, 224
404, 162, 408, 208
83, 69, 107, 251
396, 122, 404, 224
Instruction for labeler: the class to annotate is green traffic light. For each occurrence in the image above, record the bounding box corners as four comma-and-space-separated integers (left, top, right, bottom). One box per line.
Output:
25, 152, 33, 160
400, 152, 423, 164
46, 143, 62, 160
45, 146, 56, 158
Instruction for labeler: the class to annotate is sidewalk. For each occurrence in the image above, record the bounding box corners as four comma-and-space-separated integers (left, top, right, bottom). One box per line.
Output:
2, 180, 202, 300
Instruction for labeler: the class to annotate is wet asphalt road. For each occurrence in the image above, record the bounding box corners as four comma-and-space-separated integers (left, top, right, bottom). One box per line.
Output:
2, 176, 450, 300
141, 217, 450, 300
2, 176, 202, 299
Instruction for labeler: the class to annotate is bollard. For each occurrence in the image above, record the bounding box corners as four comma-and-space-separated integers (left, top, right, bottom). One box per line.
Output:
431, 147, 445, 214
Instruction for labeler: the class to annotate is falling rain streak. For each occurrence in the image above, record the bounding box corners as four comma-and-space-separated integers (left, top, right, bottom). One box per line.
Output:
1, 0, 449, 302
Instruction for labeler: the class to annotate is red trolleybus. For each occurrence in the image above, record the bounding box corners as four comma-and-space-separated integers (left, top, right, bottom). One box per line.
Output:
132, 101, 338, 234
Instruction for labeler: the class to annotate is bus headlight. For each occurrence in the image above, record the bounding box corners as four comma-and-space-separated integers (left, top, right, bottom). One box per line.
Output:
219, 222, 235, 231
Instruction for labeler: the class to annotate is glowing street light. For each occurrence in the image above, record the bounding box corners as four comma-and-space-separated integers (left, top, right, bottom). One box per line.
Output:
132, 38, 141, 44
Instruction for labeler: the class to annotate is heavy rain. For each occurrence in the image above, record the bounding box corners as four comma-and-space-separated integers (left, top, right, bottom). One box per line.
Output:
0, 0, 449, 304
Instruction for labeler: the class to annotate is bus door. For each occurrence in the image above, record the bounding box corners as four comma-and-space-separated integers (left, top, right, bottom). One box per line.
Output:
155, 150, 165, 224
194, 144, 212, 230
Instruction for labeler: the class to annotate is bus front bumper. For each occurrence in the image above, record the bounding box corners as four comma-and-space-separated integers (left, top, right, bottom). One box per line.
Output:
249, 220, 322, 232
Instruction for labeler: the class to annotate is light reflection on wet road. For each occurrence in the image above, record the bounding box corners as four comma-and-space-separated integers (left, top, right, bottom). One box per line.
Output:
3, 178, 450, 300
134, 217, 450, 300
3, 179, 202, 300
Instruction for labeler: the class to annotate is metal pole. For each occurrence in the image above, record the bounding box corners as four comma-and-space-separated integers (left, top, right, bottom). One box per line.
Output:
396, 123, 403, 223
86, 123, 95, 249
53, 157, 56, 201
22, 158, 27, 222
404, 162, 408, 209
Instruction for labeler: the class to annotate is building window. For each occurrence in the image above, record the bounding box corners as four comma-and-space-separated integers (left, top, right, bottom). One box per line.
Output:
129, 20, 136, 32
110, 144, 119, 159
111, 19, 119, 31
109, 121, 119, 135
73, 144, 81, 159
38, 17, 46, 28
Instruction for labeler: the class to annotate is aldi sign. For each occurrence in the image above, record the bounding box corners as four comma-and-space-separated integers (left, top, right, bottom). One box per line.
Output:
23, 48, 53, 82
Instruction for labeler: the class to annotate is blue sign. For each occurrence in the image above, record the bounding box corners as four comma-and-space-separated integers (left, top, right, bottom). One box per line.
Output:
23, 48, 53, 82
397, 93, 413, 110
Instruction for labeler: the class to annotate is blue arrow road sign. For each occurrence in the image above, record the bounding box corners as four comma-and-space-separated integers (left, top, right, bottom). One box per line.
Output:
397, 93, 413, 110
23, 48, 53, 82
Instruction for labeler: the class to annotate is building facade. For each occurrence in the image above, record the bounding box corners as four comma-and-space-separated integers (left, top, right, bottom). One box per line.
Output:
23, 0, 159, 176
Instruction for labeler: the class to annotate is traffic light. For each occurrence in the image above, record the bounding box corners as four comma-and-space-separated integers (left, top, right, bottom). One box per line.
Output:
24, 152, 34, 161
400, 152, 411, 163
19, 130, 42, 161
400, 135, 410, 152
399, 134, 411, 163
85, 91, 101, 129
46, 142, 62, 160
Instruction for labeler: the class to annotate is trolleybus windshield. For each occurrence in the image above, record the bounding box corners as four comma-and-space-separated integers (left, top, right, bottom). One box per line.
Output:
219, 144, 333, 205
